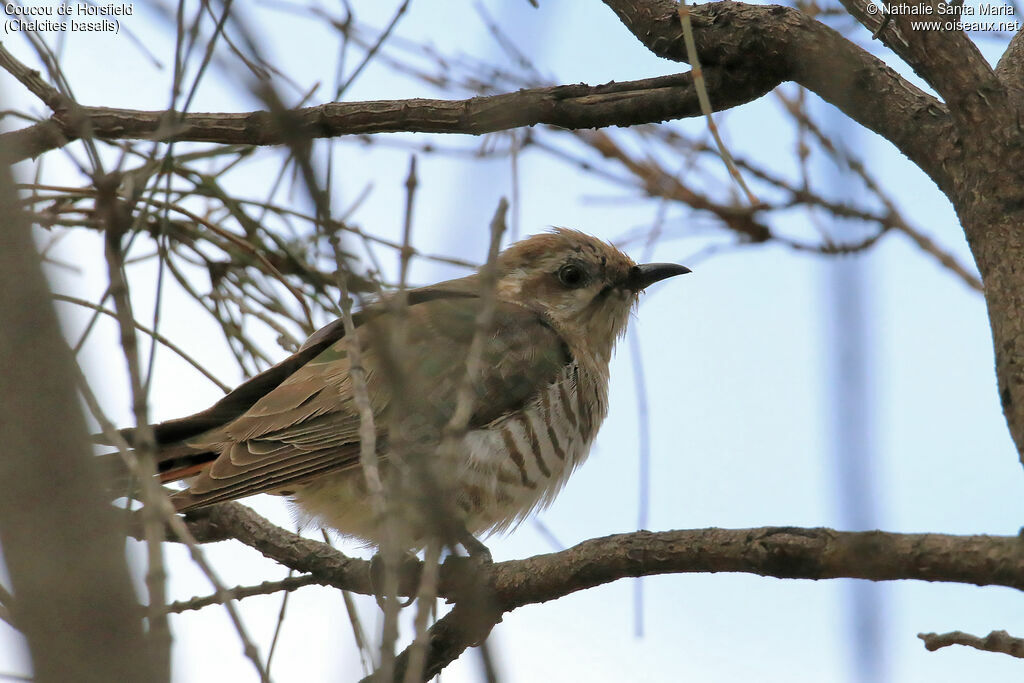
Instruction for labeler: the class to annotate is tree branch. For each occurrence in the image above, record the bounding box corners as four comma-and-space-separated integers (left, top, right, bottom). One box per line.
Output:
996, 28, 1024, 109
840, 0, 1004, 130
183, 502, 380, 595
145, 495, 1024, 682
490, 527, 1024, 606
184, 505, 1024, 599
0, 43, 66, 111
0, 1, 959, 199
0, 72, 770, 164
599, 0, 956, 194
380, 600, 502, 683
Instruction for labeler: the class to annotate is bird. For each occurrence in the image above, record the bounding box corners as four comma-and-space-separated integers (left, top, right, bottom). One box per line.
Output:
122, 228, 689, 551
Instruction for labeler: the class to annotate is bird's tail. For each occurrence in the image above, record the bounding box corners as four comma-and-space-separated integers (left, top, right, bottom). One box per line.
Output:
94, 437, 217, 506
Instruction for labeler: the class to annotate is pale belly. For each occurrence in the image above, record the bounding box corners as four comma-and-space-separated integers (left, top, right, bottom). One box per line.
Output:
290, 368, 606, 548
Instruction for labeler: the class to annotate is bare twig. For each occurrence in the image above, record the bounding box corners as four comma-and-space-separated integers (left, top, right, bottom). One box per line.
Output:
675, 3, 758, 205
342, 590, 376, 676
164, 574, 323, 615
53, 292, 231, 392
402, 541, 442, 683
325, 221, 397, 680
98, 176, 171, 682
919, 630, 1024, 659
0, 43, 65, 110
138, 196, 314, 326
324, 525, 376, 677
335, 0, 411, 99
400, 199, 509, 681
265, 571, 292, 672
78, 378, 271, 683
375, 155, 422, 683
442, 198, 508, 438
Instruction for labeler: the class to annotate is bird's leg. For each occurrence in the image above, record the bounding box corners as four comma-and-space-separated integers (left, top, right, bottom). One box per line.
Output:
439, 524, 500, 630
369, 550, 418, 610
437, 522, 493, 591
456, 527, 492, 564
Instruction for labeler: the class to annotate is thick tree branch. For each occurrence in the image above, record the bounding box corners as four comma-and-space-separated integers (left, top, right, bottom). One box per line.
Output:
0, 72, 772, 164
180, 506, 1024, 679
996, 29, 1024, 109
839, 0, 1004, 129
380, 600, 502, 683
184, 502, 380, 595
490, 527, 1024, 605
0, 2, 957, 197
0, 119, 68, 164
184, 505, 1024, 598
600, 0, 956, 194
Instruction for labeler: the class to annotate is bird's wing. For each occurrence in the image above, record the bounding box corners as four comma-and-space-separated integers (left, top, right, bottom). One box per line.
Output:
103, 286, 478, 449
170, 296, 570, 510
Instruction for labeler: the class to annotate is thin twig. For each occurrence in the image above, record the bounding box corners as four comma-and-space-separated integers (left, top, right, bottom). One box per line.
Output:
378, 155, 422, 683
98, 181, 170, 681
75, 374, 271, 683
265, 570, 292, 672
0, 43, 65, 110
400, 198, 509, 683
775, 90, 981, 291
675, 3, 758, 206
335, 0, 411, 99
919, 630, 1024, 659
402, 540, 442, 683
324, 528, 376, 677
442, 198, 508, 438
53, 293, 231, 393
137, 196, 315, 325
164, 574, 322, 615
325, 222, 396, 679
342, 591, 376, 676
628, 326, 651, 638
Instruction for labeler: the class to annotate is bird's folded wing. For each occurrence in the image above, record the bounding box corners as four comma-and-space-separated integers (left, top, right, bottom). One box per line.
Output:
98, 285, 479, 449
171, 297, 570, 509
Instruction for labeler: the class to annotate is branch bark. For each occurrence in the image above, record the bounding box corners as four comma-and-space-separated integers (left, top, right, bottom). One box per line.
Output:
839, 0, 1004, 130
186, 505, 1024, 599
0, 3, 957, 198
182, 505, 1024, 680
0, 1, 953, 197
0, 72, 770, 164
600, 0, 957, 195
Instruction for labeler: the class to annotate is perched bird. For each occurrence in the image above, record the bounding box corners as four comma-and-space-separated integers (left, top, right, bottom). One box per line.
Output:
130, 228, 688, 549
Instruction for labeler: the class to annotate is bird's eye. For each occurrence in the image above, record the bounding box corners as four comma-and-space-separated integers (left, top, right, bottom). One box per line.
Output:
556, 263, 589, 289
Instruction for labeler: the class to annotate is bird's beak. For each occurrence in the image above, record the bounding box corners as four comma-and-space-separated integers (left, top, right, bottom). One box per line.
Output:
624, 263, 691, 292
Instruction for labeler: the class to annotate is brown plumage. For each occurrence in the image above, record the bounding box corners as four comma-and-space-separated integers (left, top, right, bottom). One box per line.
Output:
121, 229, 688, 548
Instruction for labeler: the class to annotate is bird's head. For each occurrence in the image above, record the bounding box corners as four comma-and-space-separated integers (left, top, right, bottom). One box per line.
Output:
493, 228, 690, 365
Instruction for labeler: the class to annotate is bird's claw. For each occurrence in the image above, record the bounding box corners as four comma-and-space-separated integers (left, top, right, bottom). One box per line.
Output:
369, 551, 417, 609
458, 532, 493, 565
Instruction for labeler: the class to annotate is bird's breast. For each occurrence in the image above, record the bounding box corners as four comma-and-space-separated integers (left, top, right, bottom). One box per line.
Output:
454, 361, 609, 535
290, 361, 610, 546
